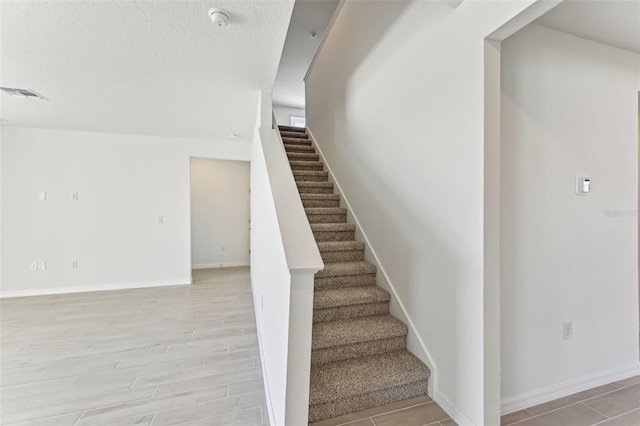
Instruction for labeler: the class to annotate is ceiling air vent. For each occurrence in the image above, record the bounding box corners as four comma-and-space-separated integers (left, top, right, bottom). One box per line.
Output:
0, 87, 48, 101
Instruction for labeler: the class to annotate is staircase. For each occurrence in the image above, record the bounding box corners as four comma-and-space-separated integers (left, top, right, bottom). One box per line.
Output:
278, 125, 430, 423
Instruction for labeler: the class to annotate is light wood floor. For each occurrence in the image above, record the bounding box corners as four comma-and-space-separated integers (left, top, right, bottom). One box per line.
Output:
311, 375, 640, 426
3, 267, 638, 426
0, 267, 267, 426
501, 376, 640, 426
308, 395, 455, 426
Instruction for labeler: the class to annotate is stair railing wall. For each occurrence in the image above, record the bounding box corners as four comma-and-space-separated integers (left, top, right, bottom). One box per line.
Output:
249, 115, 324, 426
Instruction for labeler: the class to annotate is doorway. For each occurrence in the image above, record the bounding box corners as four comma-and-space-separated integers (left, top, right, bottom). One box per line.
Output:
189, 157, 250, 271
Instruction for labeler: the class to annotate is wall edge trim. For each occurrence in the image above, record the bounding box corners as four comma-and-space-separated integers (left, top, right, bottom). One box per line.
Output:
0, 278, 191, 298
191, 261, 250, 269
501, 363, 640, 415
435, 389, 477, 426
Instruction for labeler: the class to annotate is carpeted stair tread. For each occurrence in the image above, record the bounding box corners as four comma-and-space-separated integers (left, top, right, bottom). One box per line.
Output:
317, 240, 365, 262
316, 261, 376, 278
312, 315, 406, 349
305, 207, 347, 216
300, 194, 340, 208
314, 275, 376, 289
301, 194, 339, 200
287, 152, 319, 161
285, 145, 315, 152
307, 212, 347, 224
278, 125, 306, 133
297, 181, 334, 188
289, 161, 324, 171
309, 350, 429, 405
314, 286, 389, 310
293, 170, 329, 182
297, 182, 334, 195
310, 223, 355, 232
317, 241, 365, 253
311, 223, 357, 242
283, 138, 312, 146
281, 131, 309, 139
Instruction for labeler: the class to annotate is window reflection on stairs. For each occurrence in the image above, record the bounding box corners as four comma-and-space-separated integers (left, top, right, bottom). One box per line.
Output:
278, 125, 431, 423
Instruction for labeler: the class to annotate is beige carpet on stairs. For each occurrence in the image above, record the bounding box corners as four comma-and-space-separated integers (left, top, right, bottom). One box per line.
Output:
278, 125, 431, 423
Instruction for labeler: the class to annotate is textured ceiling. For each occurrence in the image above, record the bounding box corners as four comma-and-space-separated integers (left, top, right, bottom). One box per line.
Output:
272, 0, 339, 109
0, 0, 294, 140
535, 0, 640, 54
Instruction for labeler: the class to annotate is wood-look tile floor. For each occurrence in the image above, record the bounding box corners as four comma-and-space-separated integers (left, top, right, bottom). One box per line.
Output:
0, 267, 267, 426
308, 395, 456, 426
312, 375, 640, 426
502, 376, 640, 426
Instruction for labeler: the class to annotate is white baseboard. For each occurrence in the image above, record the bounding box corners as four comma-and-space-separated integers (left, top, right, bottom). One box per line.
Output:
191, 261, 250, 270
0, 278, 191, 299
434, 390, 476, 426
501, 363, 640, 415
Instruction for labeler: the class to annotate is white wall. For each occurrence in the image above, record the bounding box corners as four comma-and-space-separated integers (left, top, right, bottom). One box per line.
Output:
0, 126, 251, 297
500, 24, 640, 410
305, 1, 538, 424
250, 128, 291, 426
190, 158, 249, 269
250, 122, 321, 425
273, 104, 305, 126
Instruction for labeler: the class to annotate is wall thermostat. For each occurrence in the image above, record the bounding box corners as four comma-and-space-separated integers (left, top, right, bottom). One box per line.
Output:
576, 177, 591, 195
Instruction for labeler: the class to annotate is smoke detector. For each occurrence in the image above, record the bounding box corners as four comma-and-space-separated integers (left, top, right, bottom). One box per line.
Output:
0, 87, 48, 101
208, 8, 230, 27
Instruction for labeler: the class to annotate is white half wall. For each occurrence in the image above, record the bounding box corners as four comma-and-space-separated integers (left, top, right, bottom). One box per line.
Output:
305, 1, 539, 424
0, 126, 251, 297
190, 158, 249, 269
273, 105, 305, 126
500, 24, 640, 410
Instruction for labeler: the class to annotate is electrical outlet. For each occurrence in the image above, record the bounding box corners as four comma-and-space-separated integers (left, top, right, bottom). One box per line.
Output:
563, 322, 573, 340
71, 192, 79, 201
71, 260, 78, 269
29, 262, 38, 271
38, 261, 46, 270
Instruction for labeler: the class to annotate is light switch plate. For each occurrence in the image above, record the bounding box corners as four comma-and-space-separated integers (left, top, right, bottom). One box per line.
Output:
576, 177, 591, 195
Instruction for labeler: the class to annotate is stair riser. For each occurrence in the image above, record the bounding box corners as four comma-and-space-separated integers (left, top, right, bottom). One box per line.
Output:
293, 174, 328, 182
285, 145, 315, 153
287, 153, 319, 161
290, 164, 324, 171
281, 131, 309, 139
320, 250, 365, 262
314, 274, 376, 289
316, 265, 376, 279
302, 199, 340, 208
307, 214, 347, 224
283, 138, 312, 146
311, 335, 405, 366
313, 301, 390, 324
278, 126, 305, 133
312, 230, 355, 241
298, 186, 334, 195
309, 380, 427, 422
